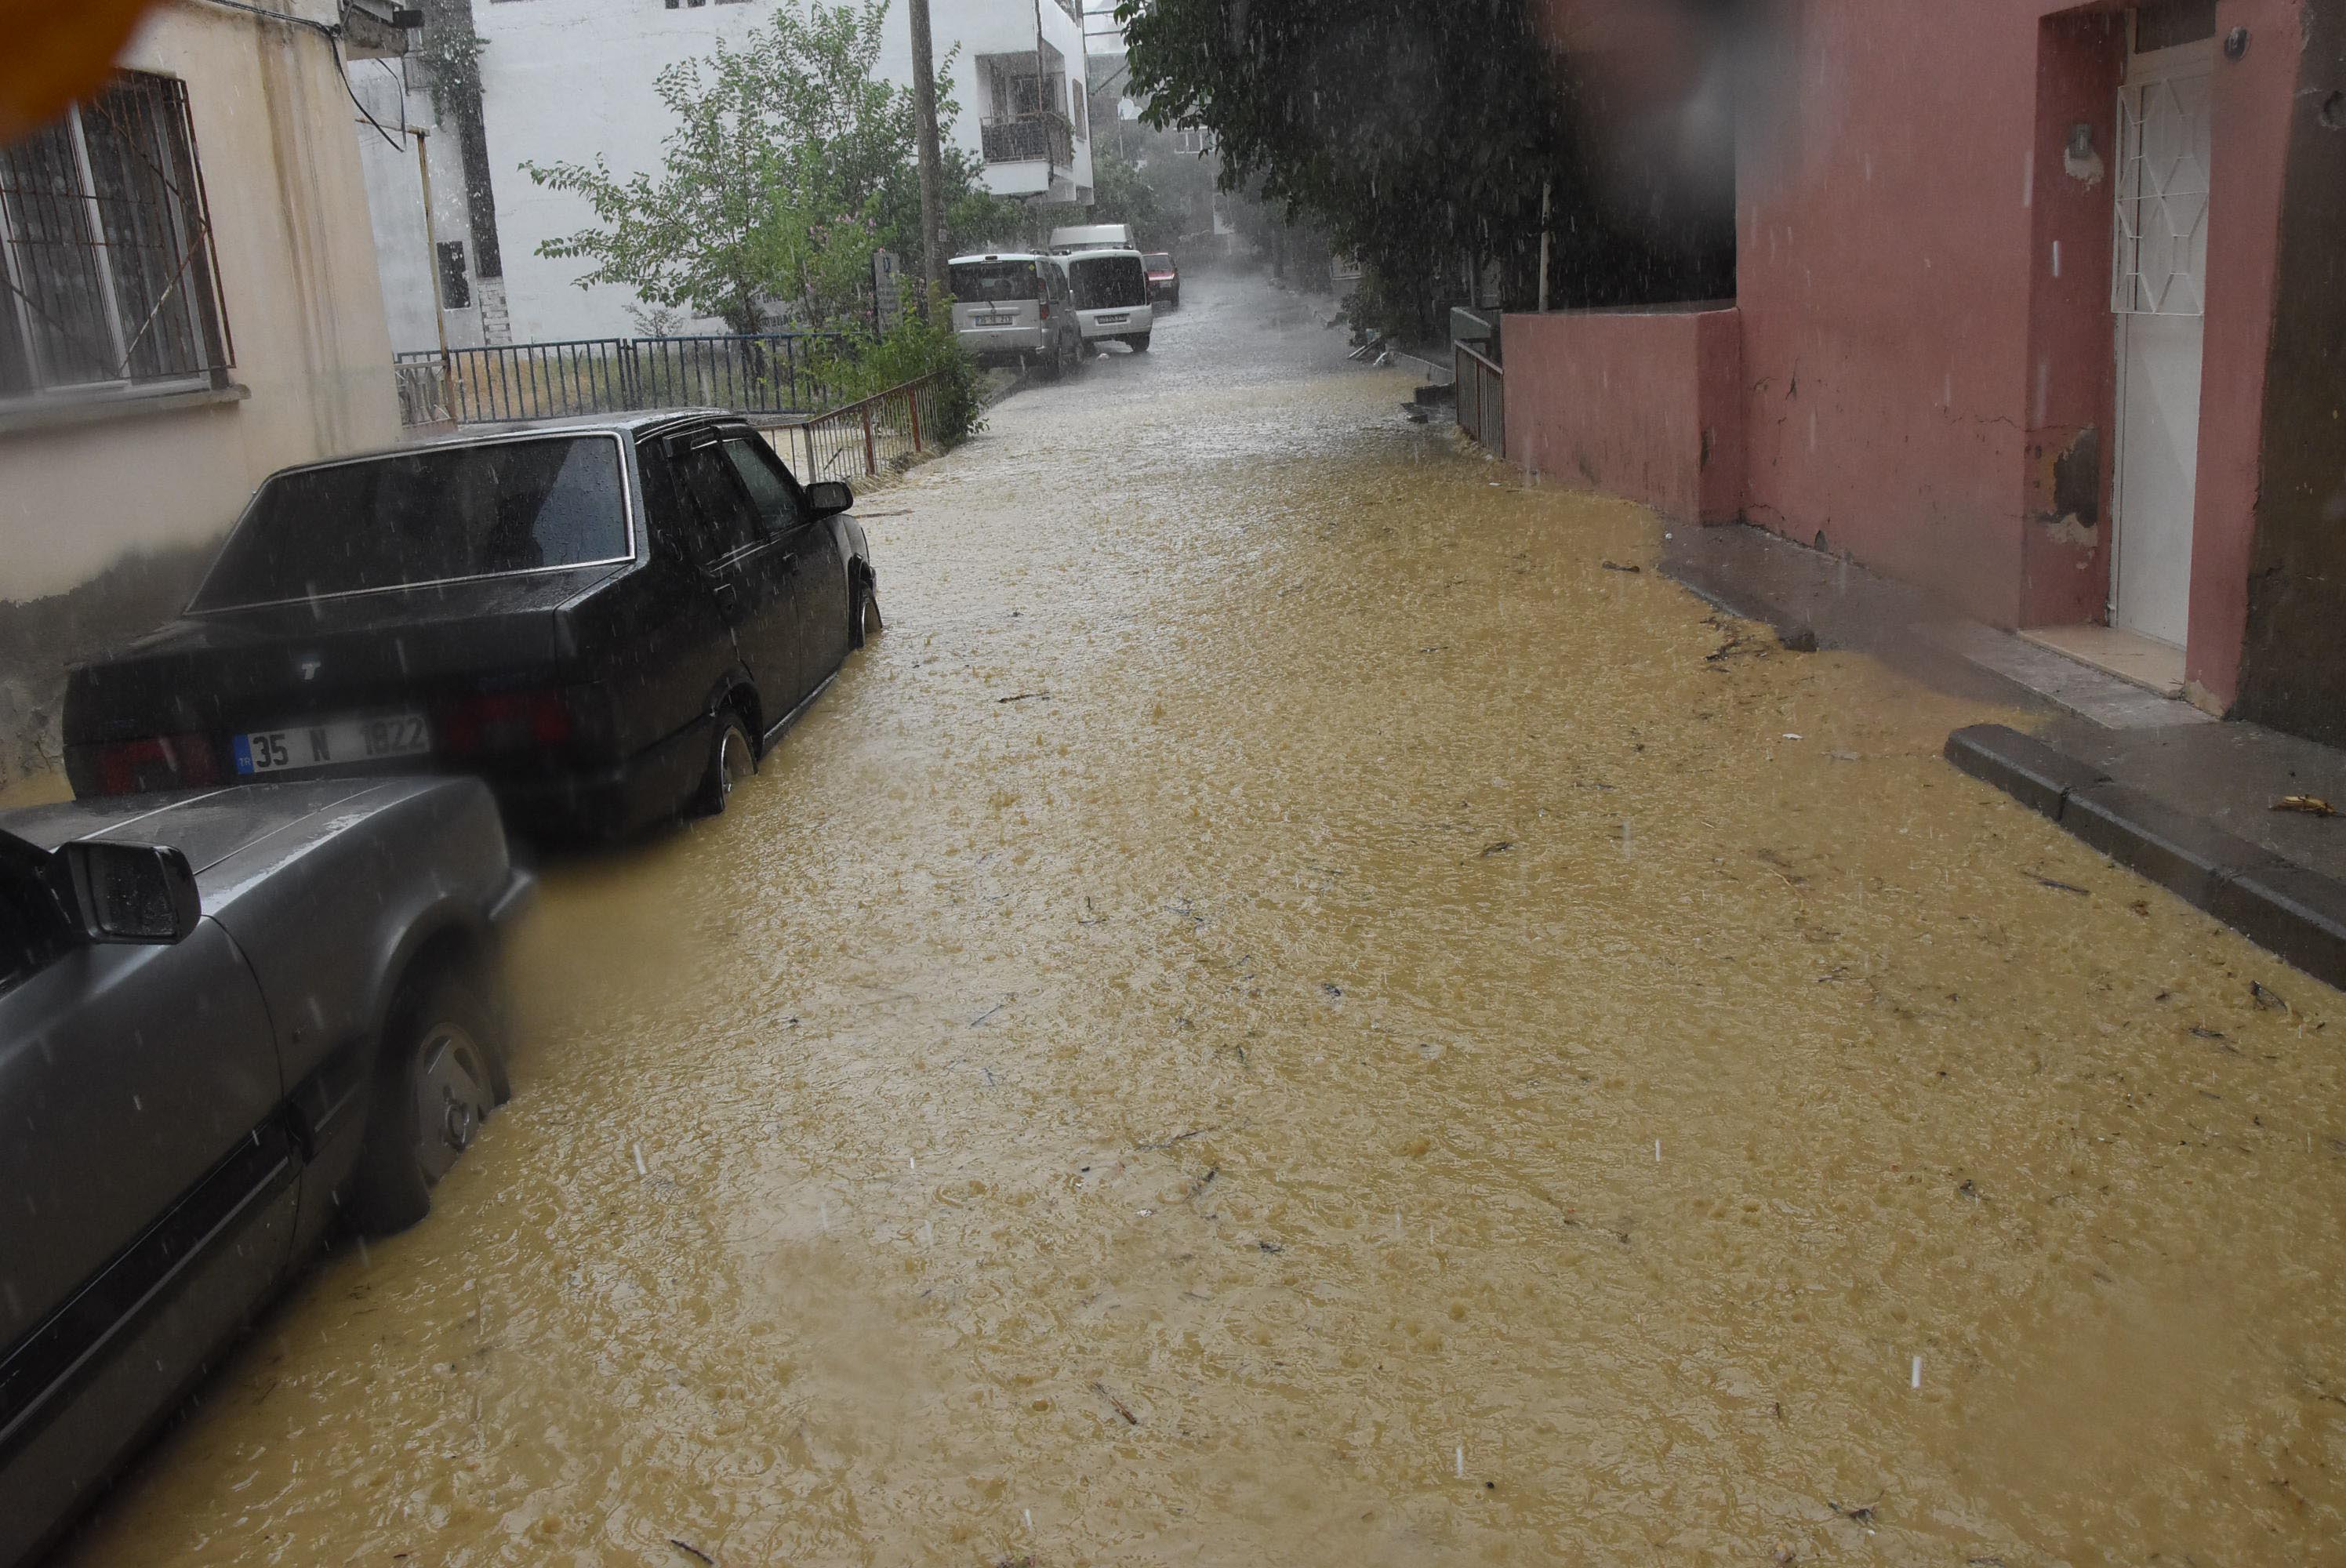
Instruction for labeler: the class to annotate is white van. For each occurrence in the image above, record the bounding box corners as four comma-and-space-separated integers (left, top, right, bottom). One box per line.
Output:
947, 252, 1081, 377
1062, 249, 1156, 354
1049, 223, 1137, 253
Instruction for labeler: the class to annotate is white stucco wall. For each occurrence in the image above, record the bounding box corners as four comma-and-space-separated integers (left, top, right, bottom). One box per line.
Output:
472, 0, 1091, 343
350, 60, 485, 355
0, 0, 399, 604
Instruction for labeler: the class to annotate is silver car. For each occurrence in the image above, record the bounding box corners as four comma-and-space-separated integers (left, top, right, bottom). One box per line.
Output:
949, 251, 1081, 379
0, 776, 531, 1567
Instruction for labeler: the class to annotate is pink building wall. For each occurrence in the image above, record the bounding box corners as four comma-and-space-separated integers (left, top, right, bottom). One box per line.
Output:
1501, 307, 1743, 524
1517, 0, 2304, 710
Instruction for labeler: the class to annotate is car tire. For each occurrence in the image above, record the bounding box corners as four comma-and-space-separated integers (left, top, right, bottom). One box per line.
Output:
1039, 343, 1062, 382
696, 709, 756, 817
1128, 332, 1152, 353
848, 571, 883, 650
347, 967, 504, 1236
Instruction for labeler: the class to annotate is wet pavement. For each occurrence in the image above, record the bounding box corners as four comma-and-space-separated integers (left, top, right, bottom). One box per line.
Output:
62, 270, 2346, 1566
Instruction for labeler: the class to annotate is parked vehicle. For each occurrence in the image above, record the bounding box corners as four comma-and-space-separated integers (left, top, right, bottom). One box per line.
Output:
948, 252, 1080, 378
1144, 252, 1181, 309
0, 776, 530, 1568
1048, 222, 1135, 252
1064, 250, 1157, 355
63, 412, 881, 840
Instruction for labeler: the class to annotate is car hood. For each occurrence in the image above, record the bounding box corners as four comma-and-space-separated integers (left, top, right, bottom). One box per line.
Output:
0, 778, 429, 892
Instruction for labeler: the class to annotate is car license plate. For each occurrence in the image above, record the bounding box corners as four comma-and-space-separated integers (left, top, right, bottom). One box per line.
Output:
1100, 314, 1129, 325
234, 713, 430, 775
975, 311, 1014, 327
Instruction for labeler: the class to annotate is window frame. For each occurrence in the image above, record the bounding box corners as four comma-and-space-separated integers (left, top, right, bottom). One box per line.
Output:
0, 71, 234, 408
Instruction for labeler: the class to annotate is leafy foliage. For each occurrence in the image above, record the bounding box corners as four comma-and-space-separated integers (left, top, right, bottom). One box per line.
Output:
1117, 0, 1734, 331
522, 0, 977, 333
810, 287, 986, 447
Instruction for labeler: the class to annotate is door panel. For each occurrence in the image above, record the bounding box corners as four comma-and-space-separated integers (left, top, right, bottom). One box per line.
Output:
721, 435, 838, 710
0, 925, 281, 1353
674, 444, 802, 727
2111, 40, 2212, 648
2115, 310, 2203, 645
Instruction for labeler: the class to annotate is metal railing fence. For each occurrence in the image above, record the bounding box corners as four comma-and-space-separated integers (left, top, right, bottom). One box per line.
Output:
1455, 340, 1504, 453
758, 374, 942, 483
396, 332, 846, 426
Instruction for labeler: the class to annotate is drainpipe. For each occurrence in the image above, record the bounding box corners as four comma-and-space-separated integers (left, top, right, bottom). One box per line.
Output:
415, 127, 452, 384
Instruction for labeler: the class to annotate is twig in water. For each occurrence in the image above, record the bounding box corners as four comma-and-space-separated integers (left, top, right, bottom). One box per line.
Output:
2032, 876, 2090, 895
668, 1540, 717, 1566
970, 1000, 1009, 1027
1137, 1125, 1220, 1152
1091, 1381, 1140, 1425
1480, 840, 1515, 857
997, 691, 1050, 704
1600, 560, 1642, 573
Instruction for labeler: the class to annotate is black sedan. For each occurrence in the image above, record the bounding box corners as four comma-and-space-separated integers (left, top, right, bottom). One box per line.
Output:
0, 777, 529, 1567
64, 410, 882, 839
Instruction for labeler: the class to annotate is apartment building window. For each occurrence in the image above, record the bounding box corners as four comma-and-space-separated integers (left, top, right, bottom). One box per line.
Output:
1175, 125, 1213, 155
0, 72, 231, 401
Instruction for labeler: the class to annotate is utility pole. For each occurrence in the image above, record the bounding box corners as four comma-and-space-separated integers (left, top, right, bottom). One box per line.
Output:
908, 0, 946, 299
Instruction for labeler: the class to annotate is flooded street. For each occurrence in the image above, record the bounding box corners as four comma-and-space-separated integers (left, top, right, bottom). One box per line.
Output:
64, 270, 2346, 1566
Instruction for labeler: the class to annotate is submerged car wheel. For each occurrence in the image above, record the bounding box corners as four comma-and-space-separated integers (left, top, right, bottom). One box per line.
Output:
1128, 332, 1153, 353
850, 571, 884, 650
698, 710, 756, 817
348, 969, 505, 1236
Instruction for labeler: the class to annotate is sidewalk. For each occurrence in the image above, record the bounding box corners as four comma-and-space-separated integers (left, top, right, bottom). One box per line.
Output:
1662, 522, 2346, 990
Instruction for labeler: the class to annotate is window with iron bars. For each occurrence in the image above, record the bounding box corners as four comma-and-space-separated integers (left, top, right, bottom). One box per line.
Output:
0, 72, 233, 402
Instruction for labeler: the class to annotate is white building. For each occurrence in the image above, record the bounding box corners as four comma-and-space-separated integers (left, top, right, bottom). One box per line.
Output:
364, 0, 1095, 349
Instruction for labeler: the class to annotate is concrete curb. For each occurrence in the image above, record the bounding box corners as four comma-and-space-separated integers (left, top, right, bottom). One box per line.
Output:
1945, 724, 2346, 990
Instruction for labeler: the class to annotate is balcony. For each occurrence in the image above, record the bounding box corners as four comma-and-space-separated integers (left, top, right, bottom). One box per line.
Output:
981, 113, 1073, 169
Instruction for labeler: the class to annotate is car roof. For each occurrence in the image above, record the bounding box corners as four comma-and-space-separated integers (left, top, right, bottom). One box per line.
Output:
268, 408, 735, 474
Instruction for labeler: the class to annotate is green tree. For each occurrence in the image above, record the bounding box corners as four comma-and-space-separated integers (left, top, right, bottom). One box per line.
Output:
1116, 0, 1732, 334
522, 0, 968, 333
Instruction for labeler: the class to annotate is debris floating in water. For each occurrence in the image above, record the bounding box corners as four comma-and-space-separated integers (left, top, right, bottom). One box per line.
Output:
632, 1143, 646, 1177
1655, 1139, 1663, 1163
1911, 1356, 1923, 1389
1455, 1445, 1465, 1479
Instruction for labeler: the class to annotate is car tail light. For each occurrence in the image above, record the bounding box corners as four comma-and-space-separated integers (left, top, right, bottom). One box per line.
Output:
89, 733, 223, 797
434, 688, 576, 758
1038, 300, 1051, 320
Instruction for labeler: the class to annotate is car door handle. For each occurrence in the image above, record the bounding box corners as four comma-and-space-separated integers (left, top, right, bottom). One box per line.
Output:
711, 579, 743, 623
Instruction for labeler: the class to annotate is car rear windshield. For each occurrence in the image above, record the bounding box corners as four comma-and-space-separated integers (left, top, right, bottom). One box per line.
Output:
193, 436, 630, 608
1069, 254, 1149, 310
1145, 253, 1173, 271
950, 261, 1040, 303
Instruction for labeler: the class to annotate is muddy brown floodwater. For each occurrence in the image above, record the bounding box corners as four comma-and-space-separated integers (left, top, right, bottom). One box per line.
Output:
60, 272, 2346, 1567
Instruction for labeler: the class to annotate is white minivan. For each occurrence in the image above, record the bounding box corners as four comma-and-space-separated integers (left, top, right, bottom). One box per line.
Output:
948, 252, 1081, 377
1061, 249, 1156, 355
1048, 222, 1136, 252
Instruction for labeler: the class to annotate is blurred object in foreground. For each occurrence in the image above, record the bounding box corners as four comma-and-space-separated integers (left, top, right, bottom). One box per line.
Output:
0, 0, 165, 146
1534, 0, 1791, 252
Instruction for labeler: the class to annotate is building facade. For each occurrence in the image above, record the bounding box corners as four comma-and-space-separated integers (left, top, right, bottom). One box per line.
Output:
1506, 0, 2344, 743
383, 0, 1095, 347
0, 0, 404, 781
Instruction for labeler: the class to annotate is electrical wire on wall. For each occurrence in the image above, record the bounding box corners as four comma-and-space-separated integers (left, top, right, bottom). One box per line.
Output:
192, 0, 407, 149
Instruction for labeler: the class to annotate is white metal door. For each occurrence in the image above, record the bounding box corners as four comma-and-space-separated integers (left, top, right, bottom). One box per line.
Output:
2109, 33, 2213, 648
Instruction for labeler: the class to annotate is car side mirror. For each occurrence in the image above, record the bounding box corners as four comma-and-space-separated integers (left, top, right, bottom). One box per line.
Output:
56, 841, 200, 944
807, 481, 854, 520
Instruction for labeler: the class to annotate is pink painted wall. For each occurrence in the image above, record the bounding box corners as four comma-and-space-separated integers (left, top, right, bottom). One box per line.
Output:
2184, 0, 2301, 709
1735, 0, 2298, 671
1502, 307, 1744, 524
1738, 1, 2094, 626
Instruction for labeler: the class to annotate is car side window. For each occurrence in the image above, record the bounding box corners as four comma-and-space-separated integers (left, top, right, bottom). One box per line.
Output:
636, 441, 714, 568
719, 437, 809, 536
673, 445, 764, 562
